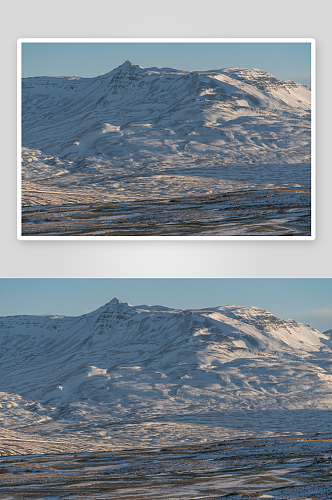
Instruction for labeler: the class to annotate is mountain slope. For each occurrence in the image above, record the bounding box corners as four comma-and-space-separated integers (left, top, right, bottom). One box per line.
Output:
0, 299, 331, 454
21, 62, 311, 207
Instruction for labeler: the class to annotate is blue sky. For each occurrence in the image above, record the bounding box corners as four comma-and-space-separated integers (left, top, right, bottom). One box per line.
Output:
21, 41, 312, 87
0, 279, 331, 332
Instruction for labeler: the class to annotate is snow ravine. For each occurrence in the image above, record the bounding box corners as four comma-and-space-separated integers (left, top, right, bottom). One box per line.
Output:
0, 299, 331, 456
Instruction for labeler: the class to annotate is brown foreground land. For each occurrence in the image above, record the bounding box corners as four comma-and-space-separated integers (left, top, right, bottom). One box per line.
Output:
21, 188, 311, 237
0, 433, 331, 499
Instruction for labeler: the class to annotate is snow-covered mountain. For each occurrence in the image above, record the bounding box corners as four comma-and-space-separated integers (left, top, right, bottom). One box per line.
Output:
0, 299, 331, 455
21, 62, 311, 207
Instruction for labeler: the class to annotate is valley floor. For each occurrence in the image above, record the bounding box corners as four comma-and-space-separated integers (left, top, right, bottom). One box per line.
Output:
21, 187, 311, 237
1, 433, 332, 499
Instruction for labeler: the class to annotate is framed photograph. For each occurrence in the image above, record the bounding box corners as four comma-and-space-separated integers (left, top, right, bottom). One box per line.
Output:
18, 38, 315, 240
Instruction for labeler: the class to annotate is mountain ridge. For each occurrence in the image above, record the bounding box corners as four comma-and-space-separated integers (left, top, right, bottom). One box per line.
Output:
21, 62, 311, 208
0, 299, 331, 454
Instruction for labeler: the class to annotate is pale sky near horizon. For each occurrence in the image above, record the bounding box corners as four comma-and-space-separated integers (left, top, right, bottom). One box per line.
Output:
21, 41, 312, 87
0, 279, 331, 333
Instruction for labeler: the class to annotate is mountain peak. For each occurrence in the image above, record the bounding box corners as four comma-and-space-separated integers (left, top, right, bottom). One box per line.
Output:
115, 60, 145, 72
120, 60, 134, 68
108, 297, 122, 305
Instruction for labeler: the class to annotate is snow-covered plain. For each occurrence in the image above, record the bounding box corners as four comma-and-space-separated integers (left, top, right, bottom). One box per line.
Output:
1, 299, 331, 458
21, 62, 311, 211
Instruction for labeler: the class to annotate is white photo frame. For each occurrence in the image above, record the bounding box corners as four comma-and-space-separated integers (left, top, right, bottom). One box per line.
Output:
18, 38, 316, 240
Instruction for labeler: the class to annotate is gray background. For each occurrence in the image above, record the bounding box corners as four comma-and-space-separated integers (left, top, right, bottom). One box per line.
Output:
1, 0, 330, 278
